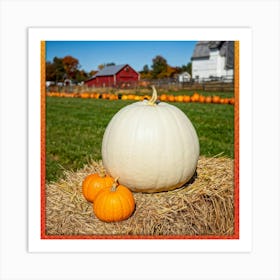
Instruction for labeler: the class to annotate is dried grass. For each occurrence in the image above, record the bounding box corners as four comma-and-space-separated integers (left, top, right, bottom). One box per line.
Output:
45, 156, 235, 237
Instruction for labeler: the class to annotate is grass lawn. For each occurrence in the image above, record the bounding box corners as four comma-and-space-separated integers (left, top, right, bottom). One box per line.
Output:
46, 95, 234, 182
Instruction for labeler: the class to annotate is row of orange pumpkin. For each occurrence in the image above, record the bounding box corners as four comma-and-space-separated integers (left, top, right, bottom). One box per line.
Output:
46, 91, 235, 105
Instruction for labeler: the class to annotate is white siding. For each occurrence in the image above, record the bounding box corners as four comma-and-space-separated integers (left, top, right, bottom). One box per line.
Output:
192, 59, 210, 79
178, 72, 191, 82
192, 49, 233, 81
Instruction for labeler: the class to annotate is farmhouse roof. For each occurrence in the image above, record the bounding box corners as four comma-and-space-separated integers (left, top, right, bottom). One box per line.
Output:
191, 41, 234, 69
94, 64, 128, 77
178, 71, 191, 78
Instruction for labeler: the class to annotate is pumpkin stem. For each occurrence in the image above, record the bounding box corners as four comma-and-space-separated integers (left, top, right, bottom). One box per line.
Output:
111, 177, 120, 192
147, 85, 157, 106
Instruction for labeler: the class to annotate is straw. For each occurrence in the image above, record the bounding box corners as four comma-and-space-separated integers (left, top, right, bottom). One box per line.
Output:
45, 156, 234, 236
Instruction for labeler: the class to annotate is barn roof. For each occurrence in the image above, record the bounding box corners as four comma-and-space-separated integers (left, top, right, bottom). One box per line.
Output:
85, 64, 140, 83
191, 41, 234, 69
191, 41, 210, 59
94, 64, 127, 77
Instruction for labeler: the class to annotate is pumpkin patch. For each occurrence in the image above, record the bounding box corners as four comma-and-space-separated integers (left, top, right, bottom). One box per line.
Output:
46, 90, 234, 105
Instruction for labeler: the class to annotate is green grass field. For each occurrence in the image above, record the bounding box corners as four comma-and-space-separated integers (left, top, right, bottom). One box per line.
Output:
46, 95, 234, 182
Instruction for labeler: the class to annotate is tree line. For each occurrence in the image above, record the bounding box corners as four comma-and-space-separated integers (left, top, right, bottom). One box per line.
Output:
46, 56, 90, 84
46, 55, 191, 84
140, 55, 191, 80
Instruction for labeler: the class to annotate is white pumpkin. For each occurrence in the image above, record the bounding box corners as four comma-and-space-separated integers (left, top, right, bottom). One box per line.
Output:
101, 86, 200, 193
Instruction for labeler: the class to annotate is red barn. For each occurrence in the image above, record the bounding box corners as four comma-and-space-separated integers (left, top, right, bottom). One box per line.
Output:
85, 64, 140, 87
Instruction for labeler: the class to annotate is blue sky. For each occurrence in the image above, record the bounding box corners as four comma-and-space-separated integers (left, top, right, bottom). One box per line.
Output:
46, 41, 197, 72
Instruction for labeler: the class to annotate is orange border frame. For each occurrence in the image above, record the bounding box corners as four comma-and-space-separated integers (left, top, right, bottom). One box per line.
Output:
41, 41, 47, 238
40, 41, 240, 240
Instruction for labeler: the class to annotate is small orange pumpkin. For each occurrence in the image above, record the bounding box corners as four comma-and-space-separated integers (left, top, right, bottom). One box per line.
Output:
93, 179, 135, 222
223, 98, 230, 104
199, 95, 206, 103
101, 93, 108, 99
95, 93, 101, 99
121, 94, 128, 100
183, 95, 191, 103
127, 94, 135, 100
205, 96, 212, 103
191, 92, 200, 102
134, 95, 142, 101
168, 95, 175, 102
109, 94, 118, 100
212, 96, 221, 103
159, 94, 168, 101
82, 172, 114, 202
175, 95, 184, 102
80, 93, 90, 99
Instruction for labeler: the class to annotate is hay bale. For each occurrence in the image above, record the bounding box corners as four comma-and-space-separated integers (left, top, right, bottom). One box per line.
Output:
45, 156, 234, 237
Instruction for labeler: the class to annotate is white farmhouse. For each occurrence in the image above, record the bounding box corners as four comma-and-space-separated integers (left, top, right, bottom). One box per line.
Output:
178, 71, 191, 83
191, 41, 234, 82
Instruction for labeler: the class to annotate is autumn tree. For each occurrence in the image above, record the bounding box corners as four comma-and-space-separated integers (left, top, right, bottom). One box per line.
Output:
157, 65, 177, 79
75, 70, 89, 83
46, 61, 56, 81
140, 57, 191, 80
140, 64, 152, 79
62, 55, 80, 79
46, 55, 90, 84
46, 57, 65, 83
142, 64, 150, 73
151, 55, 168, 79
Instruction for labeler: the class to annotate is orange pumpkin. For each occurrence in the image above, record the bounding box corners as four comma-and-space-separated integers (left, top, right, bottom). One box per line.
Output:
101, 93, 107, 99
160, 94, 168, 101
82, 173, 114, 202
205, 96, 212, 103
183, 95, 191, 103
93, 179, 135, 222
199, 95, 206, 103
134, 95, 142, 101
191, 92, 200, 102
229, 98, 235, 105
81, 93, 90, 99
127, 94, 135, 100
121, 94, 128, 100
223, 98, 230, 104
212, 96, 221, 104
109, 94, 118, 100
95, 93, 101, 99
168, 95, 175, 102
175, 95, 184, 102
